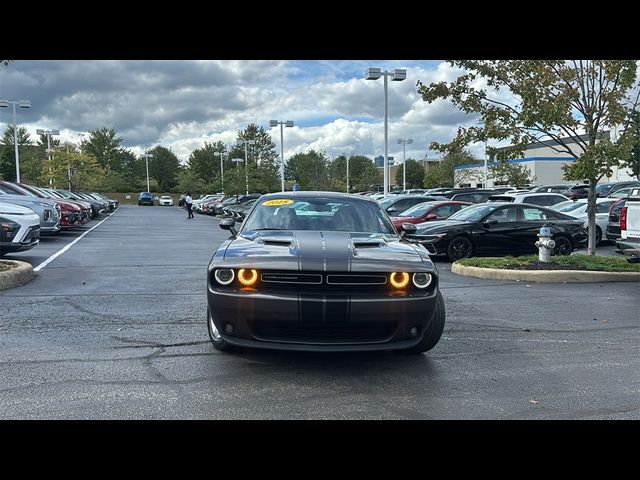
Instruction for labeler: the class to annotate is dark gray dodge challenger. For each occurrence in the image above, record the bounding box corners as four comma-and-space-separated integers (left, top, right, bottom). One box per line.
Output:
207, 191, 445, 353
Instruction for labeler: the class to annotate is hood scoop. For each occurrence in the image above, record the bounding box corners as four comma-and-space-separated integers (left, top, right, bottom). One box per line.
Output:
256, 236, 293, 247
352, 239, 386, 249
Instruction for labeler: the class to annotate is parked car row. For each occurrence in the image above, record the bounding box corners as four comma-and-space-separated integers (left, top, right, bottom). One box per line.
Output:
0, 180, 118, 257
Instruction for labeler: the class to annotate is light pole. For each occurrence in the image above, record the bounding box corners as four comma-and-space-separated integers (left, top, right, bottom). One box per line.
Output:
1, 99, 32, 183
346, 155, 350, 193
141, 153, 151, 192
242, 139, 256, 195
214, 150, 227, 194
231, 158, 246, 195
36, 128, 60, 187
270, 119, 294, 192
365, 68, 406, 197
397, 138, 413, 190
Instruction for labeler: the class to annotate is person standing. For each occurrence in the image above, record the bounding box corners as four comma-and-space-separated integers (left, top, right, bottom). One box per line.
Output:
186, 192, 194, 218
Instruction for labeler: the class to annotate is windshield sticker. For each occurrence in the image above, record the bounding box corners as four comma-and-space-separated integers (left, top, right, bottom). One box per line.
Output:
262, 199, 294, 206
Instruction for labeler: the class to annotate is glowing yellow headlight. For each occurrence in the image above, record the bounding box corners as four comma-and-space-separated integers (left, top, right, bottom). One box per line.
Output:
238, 268, 258, 286
389, 272, 410, 289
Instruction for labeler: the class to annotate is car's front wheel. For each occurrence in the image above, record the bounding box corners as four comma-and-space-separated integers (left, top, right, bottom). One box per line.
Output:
207, 308, 234, 352
401, 290, 446, 354
446, 235, 473, 261
553, 235, 573, 256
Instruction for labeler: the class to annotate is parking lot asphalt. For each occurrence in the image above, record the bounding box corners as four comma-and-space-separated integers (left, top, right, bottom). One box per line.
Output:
1, 204, 638, 419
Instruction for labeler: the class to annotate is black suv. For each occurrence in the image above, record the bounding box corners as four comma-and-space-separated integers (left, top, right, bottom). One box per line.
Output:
560, 184, 590, 200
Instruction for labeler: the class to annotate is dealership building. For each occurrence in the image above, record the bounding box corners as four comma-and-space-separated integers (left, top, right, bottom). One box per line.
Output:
454, 132, 637, 187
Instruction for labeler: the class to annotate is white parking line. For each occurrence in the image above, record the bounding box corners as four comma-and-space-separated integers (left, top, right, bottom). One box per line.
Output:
33, 208, 119, 272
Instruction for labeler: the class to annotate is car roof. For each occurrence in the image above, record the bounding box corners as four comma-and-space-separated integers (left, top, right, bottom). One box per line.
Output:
259, 191, 376, 202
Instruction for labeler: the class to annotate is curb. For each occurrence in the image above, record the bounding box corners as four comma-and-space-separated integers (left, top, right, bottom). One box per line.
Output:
451, 262, 640, 283
0, 260, 35, 290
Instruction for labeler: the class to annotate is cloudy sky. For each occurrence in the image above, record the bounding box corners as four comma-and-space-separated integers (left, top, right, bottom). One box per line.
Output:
0, 60, 513, 163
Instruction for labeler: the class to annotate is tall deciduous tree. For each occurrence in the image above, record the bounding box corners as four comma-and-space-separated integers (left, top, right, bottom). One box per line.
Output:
80, 127, 124, 172
417, 60, 639, 255
488, 161, 536, 187
230, 123, 279, 192
188, 141, 226, 185
284, 149, 331, 190
423, 149, 477, 188
623, 109, 640, 179
0, 126, 35, 181
331, 155, 381, 192
146, 145, 180, 192
395, 158, 425, 189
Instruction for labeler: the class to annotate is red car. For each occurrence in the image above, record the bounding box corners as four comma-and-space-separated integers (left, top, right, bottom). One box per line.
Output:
390, 201, 472, 230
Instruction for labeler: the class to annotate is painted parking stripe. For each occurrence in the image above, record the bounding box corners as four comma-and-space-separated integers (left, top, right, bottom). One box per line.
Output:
33, 208, 119, 272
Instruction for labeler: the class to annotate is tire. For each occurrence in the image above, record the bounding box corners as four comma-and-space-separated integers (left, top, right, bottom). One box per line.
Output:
401, 291, 446, 354
446, 235, 473, 262
207, 308, 234, 352
138, 202, 141, 206
595, 227, 602, 245
553, 235, 572, 256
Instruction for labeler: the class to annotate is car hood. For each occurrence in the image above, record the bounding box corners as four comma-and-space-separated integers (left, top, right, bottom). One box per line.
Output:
0, 194, 55, 209
223, 230, 431, 271
0, 200, 36, 215
415, 220, 470, 234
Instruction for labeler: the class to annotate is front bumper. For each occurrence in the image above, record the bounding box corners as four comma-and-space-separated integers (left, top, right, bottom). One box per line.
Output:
207, 287, 439, 351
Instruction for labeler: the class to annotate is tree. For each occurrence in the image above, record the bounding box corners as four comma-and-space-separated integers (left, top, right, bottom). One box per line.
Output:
284, 149, 331, 190
417, 60, 639, 255
488, 161, 536, 187
330, 155, 381, 192
230, 124, 279, 192
623, 109, 640, 179
146, 145, 180, 192
395, 159, 425, 189
423, 149, 477, 188
80, 127, 124, 172
175, 169, 208, 196
188, 141, 226, 185
48, 147, 104, 191
0, 126, 35, 181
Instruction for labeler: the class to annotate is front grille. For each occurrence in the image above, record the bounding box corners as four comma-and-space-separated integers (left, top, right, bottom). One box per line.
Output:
326, 274, 387, 285
261, 272, 322, 284
252, 320, 398, 344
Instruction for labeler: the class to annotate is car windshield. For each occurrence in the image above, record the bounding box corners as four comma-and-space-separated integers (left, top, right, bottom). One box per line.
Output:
447, 203, 502, 222
377, 197, 397, 209
552, 200, 585, 212
242, 196, 395, 234
397, 202, 435, 217
595, 184, 612, 194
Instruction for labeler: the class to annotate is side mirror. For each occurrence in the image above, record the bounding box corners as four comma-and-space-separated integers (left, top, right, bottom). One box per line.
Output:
425, 213, 437, 220
400, 222, 417, 238
387, 207, 397, 213
220, 218, 237, 236
483, 219, 498, 227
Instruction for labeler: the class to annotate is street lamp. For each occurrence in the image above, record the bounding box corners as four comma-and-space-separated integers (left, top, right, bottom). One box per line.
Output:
242, 139, 256, 195
365, 68, 406, 197
231, 158, 247, 195
214, 150, 227, 194
346, 155, 350, 194
36, 128, 60, 187
270, 119, 294, 192
141, 153, 151, 192
1, 99, 32, 183
397, 138, 413, 190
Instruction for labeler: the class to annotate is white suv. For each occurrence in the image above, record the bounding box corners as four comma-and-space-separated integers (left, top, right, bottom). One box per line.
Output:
487, 192, 569, 207
0, 201, 41, 256
159, 196, 174, 206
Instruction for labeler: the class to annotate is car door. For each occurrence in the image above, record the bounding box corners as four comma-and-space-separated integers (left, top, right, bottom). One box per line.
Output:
472, 205, 520, 255
515, 206, 556, 254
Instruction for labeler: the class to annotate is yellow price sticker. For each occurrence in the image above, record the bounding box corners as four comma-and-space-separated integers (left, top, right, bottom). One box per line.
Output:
262, 199, 294, 206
